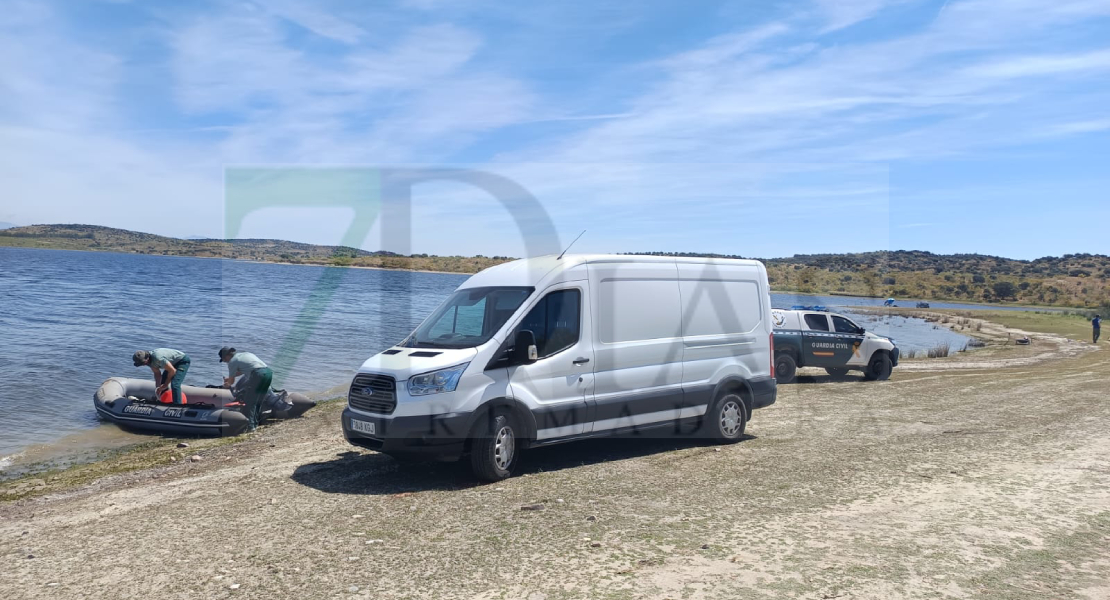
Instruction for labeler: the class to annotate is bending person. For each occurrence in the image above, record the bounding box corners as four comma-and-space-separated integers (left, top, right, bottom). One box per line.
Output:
219, 347, 273, 429
133, 348, 191, 405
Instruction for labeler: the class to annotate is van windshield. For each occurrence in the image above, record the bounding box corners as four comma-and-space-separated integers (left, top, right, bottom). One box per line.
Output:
401, 286, 534, 349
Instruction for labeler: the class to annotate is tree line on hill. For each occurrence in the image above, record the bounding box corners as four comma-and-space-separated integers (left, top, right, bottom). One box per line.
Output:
2, 225, 1107, 308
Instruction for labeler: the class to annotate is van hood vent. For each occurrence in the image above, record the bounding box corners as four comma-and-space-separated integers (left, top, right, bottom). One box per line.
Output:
408, 351, 443, 358
381, 349, 402, 355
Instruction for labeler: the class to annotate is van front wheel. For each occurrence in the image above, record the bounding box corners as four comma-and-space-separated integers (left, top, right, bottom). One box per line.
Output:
469, 412, 519, 482
704, 393, 747, 443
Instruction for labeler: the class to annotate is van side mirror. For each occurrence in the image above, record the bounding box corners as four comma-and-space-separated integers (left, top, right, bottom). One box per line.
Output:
511, 330, 539, 365
857, 327, 866, 335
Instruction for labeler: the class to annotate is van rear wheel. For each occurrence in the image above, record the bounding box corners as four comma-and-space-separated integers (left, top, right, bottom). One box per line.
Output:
469, 412, 519, 482
704, 393, 747, 443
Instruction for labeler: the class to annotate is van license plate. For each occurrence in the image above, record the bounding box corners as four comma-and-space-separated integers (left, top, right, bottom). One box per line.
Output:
350, 419, 376, 435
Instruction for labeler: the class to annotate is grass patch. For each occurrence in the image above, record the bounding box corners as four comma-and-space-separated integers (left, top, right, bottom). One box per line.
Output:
1, 396, 346, 502
969, 311, 1096, 341
0, 434, 246, 502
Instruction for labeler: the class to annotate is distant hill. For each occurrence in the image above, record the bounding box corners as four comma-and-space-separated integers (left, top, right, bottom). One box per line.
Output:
2, 224, 1107, 308
0, 222, 17, 230
0, 224, 508, 274
632, 250, 1110, 308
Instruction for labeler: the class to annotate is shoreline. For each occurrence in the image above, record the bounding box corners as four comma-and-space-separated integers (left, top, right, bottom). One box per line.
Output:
239, 258, 469, 276
0, 305, 1004, 471
0, 244, 478, 277
768, 287, 1067, 311
0, 380, 352, 482
2, 245, 1082, 311
4, 311, 1107, 600
3, 312, 1092, 498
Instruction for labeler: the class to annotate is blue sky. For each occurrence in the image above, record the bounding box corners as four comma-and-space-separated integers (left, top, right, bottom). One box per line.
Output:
1, 0, 1108, 259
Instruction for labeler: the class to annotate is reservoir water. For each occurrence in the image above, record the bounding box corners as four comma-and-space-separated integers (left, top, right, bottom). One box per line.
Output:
0, 247, 1013, 468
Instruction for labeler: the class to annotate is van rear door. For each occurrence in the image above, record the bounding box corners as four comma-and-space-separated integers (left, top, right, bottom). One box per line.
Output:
678, 262, 766, 411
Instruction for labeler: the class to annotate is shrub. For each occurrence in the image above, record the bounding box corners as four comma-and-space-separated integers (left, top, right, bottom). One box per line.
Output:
926, 342, 951, 358
992, 281, 1017, 299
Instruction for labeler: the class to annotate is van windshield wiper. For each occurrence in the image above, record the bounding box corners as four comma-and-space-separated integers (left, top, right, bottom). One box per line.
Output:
412, 340, 472, 349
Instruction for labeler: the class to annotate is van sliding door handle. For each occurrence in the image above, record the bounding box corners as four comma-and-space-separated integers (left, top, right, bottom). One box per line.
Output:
572, 357, 591, 365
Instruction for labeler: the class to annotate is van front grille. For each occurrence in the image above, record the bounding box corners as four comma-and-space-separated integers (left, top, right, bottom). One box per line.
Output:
348, 373, 397, 415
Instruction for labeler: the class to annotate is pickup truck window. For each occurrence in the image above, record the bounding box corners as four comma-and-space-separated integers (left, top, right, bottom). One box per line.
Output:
804, 314, 830, 331
832, 315, 860, 334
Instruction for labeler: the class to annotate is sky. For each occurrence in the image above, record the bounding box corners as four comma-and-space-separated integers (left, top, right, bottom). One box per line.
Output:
1, 0, 1108, 260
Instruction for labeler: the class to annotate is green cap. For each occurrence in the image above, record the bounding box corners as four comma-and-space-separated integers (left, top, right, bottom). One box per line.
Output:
132, 350, 150, 367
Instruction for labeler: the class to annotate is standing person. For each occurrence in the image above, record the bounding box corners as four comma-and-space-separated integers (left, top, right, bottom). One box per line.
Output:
133, 348, 191, 404
219, 347, 273, 429
1094, 314, 1101, 344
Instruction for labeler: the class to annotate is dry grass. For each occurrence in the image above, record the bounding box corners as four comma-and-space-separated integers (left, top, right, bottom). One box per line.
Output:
926, 342, 951, 358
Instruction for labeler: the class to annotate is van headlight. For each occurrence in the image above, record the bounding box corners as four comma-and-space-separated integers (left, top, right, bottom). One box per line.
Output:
407, 363, 469, 396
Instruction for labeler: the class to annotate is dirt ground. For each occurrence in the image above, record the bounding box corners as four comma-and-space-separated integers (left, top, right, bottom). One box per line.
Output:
2, 319, 1108, 600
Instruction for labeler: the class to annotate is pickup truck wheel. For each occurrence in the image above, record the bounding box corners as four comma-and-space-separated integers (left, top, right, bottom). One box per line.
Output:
864, 353, 893, 381
469, 412, 519, 482
825, 367, 850, 379
704, 393, 747, 443
775, 353, 797, 384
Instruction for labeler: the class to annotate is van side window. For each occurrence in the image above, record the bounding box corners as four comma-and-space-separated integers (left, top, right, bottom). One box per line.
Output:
517, 289, 581, 358
804, 314, 830, 331
832, 315, 859, 334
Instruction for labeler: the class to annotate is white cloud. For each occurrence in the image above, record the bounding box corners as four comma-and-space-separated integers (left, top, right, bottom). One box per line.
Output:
964, 49, 1110, 79
1046, 118, 1110, 135
1, 0, 1108, 258
255, 0, 366, 43
501, 0, 1110, 171
0, 2, 121, 130
813, 0, 897, 33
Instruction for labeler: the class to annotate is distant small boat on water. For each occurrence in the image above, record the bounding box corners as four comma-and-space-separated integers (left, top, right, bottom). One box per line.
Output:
916, 301, 930, 308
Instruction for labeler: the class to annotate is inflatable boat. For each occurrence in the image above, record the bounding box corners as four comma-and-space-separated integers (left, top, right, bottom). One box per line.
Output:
94, 377, 316, 437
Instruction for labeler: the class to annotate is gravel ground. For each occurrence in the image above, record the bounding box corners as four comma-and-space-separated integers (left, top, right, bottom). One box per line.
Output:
2, 321, 1108, 600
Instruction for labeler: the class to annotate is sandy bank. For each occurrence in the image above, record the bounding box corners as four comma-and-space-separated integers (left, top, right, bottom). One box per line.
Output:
2, 317, 1109, 599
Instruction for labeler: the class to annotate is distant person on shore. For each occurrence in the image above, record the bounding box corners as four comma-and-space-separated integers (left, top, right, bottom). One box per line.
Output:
219, 347, 274, 429
133, 348, 191, 404
1093, 314, 1101, 344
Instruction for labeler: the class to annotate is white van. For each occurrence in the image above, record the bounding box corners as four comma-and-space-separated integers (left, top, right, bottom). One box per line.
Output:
342, 254, 777, 480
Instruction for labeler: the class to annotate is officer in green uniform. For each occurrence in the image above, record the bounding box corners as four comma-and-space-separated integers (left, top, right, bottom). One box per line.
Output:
133, 348, 191, 404
219, 347, 274, 429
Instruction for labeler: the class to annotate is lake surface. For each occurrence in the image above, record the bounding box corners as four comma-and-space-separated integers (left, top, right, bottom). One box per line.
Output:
0, 247, 460, 465
0, 248, 1016, 468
